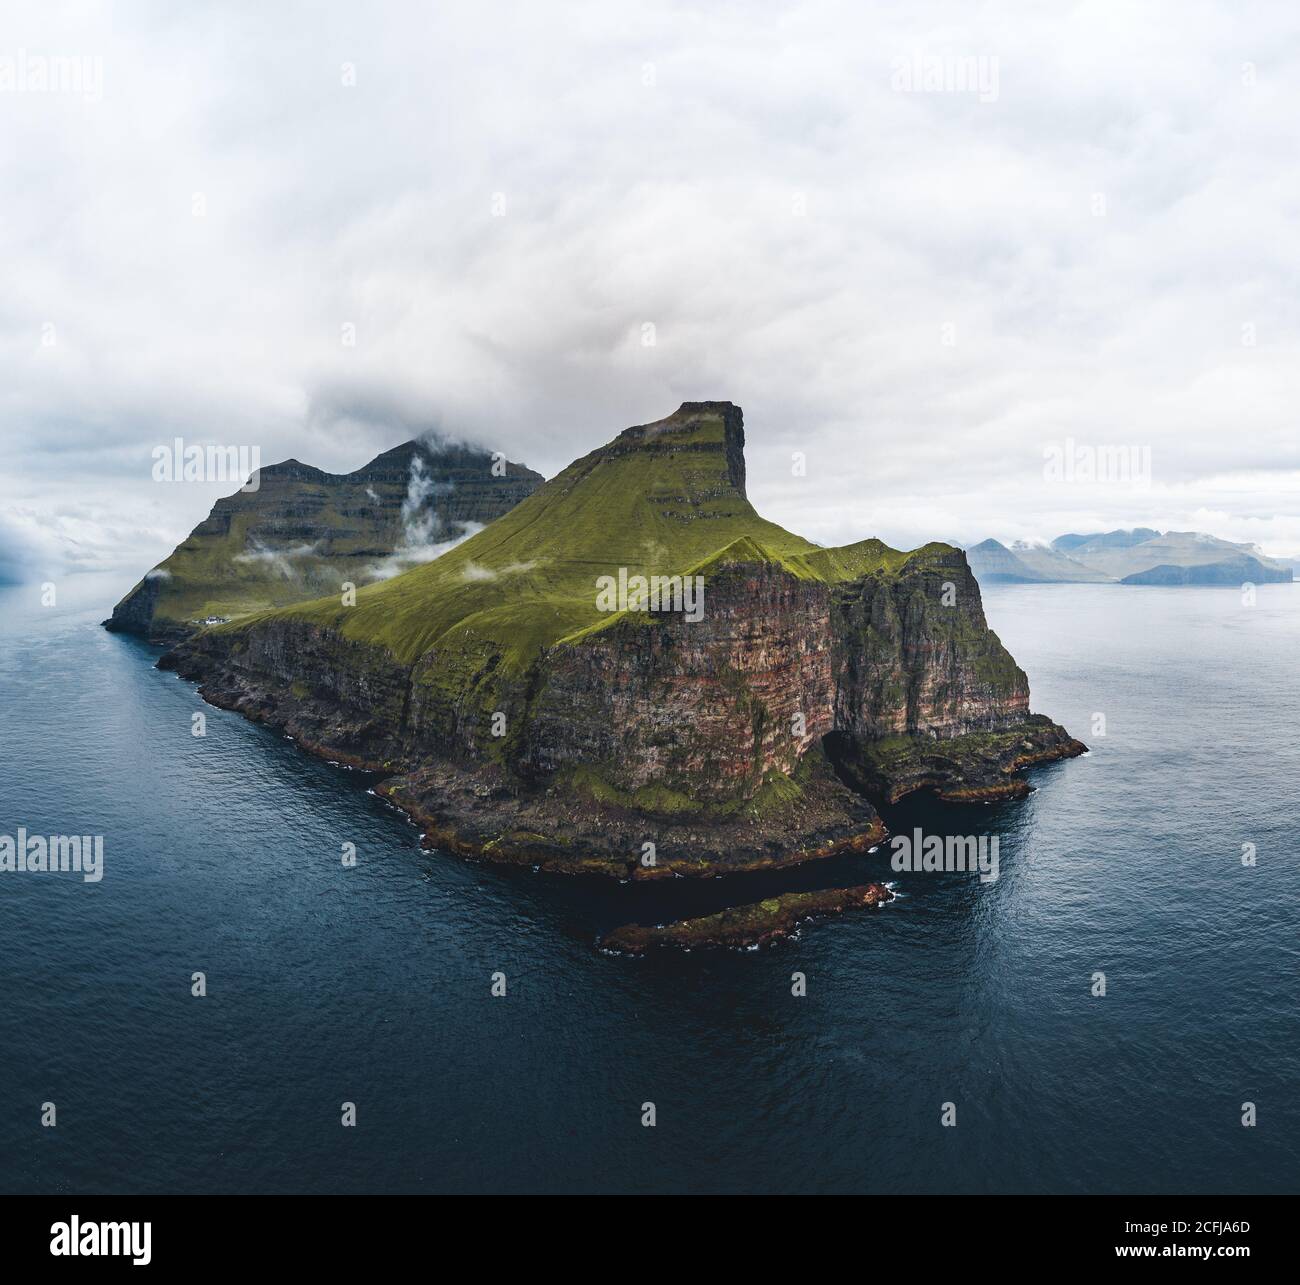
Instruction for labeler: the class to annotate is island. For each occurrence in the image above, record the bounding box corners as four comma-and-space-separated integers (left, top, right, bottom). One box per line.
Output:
967, 530, 1292, 585
139, 401, 1084, 890
599, 884, 897, 954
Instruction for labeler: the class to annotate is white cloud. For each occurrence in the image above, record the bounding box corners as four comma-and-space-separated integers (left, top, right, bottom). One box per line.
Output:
2, 0, 1299, 579
367, 522, 484, 581
462, 560, 539, 582
232, 540, 321, 579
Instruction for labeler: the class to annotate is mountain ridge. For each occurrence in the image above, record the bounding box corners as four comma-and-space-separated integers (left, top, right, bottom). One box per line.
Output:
104, 439, 543, 642
968, 529, 1292, 585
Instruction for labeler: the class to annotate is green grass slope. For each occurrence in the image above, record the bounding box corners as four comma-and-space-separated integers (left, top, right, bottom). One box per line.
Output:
248, 402, 958, 673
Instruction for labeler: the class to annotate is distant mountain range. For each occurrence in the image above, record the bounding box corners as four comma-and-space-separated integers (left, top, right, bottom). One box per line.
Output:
967, 530, 1293, 586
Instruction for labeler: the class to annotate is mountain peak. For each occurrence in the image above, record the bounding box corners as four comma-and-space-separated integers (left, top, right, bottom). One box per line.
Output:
349, 439, 541, 485
603, 401, 746, 498
256, 458, 330, 483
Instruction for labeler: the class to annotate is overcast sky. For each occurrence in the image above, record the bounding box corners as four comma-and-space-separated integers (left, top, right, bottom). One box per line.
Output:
3, 0, 1299, 584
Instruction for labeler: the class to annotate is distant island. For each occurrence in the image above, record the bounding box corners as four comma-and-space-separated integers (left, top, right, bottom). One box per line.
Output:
967, 529, 1293, 586
107, 402, 1084, 941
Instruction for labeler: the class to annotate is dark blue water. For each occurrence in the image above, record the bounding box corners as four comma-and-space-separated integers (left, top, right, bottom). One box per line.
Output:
1, 575, 1296, 1194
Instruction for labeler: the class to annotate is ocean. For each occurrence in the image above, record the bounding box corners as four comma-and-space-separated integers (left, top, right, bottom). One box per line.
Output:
1, 575, 1296, 1193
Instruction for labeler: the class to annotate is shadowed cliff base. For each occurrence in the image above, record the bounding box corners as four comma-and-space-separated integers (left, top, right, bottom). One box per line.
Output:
825, 716, 1088, 805
373, 748, 888, 880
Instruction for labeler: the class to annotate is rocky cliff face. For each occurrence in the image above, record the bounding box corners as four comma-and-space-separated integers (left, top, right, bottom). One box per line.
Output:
520, 551, 836, 804
517, 543, 1037, 805
830, 550, 1029, 739
158, 402, 1083, 876
171, 617, 412, 766
105, 441, 542, 642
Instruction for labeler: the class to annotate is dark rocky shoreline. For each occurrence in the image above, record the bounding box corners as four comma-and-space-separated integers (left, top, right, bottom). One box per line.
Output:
827, 715, 1087, 804
374, 752, 889, 880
